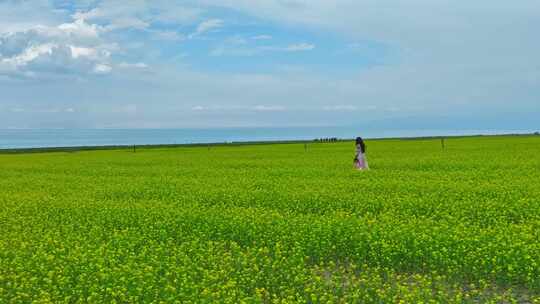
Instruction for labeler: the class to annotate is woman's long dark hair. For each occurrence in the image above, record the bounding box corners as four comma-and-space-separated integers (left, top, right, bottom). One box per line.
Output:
356, 137, 366, 153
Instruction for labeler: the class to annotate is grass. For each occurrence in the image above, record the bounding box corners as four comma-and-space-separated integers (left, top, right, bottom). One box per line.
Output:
1, 135, 540, 303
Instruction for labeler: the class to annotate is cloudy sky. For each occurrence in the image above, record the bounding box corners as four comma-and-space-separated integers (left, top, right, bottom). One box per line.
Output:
1, 0, 539, 130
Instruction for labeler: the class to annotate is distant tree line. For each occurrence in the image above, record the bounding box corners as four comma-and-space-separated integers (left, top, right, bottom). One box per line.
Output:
314, 137, 339, 142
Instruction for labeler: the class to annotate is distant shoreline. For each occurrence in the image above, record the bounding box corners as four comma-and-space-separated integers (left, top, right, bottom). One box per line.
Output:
0, 132, 538, 154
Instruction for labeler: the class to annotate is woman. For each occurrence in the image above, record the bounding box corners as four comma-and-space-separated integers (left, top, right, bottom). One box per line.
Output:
354, 137, 369, 170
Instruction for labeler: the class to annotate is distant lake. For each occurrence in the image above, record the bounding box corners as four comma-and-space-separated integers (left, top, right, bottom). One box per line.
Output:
0, 128, 534, 149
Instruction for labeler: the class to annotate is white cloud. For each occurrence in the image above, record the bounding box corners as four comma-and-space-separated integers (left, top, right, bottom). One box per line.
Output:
93, 64, 112, 74
0, 18, 110, 77
1, 43, 56, 67
10, 107, 25, 113
72, 8, 104, 22
69, 46, 98, 59
189, 19, 224, 39
0, 12, 152, 78
322, 105, 358, 111
0, 0, 63, 33
118, 62, 148, 69
71, 4, 147, 31
192, 105, 206, 111
103, 18, 150, 31
151, 30, 185, 41
256, 43, 316, 53
285, 43, 315, 52
0, 2, 201, 79
190, 105, 286, 112
190, 105, 242, 112
252, 35, 272, 40
58, 18, 100, 38
70, 3, 202, 35
210, 46, 256, 57
225, 35, 248, 45
210, 41, 316, 57
253, 105, 286, 112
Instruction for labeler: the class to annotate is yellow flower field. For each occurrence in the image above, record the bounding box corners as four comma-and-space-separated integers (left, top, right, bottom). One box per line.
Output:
1, 135, 540, 303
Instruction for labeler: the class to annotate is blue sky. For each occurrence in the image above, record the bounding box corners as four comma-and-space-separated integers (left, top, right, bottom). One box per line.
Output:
0, 0, 539, 130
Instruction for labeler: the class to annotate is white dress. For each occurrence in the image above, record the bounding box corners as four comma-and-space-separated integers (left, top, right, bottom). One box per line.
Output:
355, 144, 369, 170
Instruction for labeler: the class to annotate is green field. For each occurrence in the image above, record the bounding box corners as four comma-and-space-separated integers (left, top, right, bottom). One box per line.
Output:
1, 135, 540, 303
